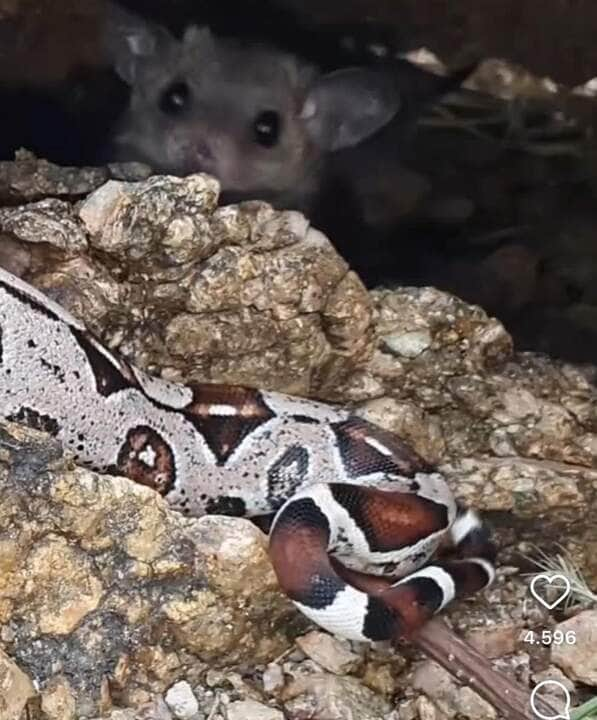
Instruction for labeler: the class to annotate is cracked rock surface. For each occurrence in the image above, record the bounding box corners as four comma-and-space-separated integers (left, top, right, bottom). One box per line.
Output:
0, 162, 596, 717
0, 168, 374, 397
0, 422, 298, 717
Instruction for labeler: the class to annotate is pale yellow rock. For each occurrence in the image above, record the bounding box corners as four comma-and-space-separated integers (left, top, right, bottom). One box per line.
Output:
552, 610, 597, 685
0, 420, 294, 716
24, 534, 103, 635
282, 673, 392, 720
296, 631, 360, 675
41, 676, 77, 720
0, 649, 36, 720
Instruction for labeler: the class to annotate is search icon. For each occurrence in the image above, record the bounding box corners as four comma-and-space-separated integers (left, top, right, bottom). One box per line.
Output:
530, 680, 571, 720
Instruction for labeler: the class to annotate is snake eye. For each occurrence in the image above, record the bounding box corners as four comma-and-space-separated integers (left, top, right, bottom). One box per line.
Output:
159, 81, 191, 115
253, 110, 281, 147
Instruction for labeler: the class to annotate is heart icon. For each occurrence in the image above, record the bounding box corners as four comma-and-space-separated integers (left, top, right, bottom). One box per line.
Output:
530, 574, 571, 610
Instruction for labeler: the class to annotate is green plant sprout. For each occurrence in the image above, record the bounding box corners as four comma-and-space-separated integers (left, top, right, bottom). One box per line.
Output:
572, 696, 597, 719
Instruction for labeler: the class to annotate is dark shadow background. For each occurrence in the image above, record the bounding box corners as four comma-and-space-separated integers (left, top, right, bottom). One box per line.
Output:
2, 0, 597, 363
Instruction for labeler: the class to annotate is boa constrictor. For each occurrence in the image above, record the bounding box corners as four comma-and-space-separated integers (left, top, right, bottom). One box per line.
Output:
0, 266, 495, 642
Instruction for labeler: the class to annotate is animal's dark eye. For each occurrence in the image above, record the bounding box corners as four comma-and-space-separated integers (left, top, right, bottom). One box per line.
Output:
159, 81, 191, 115
253, 110, 281, 147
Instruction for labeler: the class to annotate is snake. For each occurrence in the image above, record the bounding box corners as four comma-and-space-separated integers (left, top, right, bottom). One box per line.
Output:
0, 265, 495, 642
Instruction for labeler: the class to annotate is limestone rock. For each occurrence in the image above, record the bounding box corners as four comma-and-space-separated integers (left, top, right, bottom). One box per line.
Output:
465, 622, 520, 658
24, 534, 103, 635
282, 673, 392, 720
164, 681, 198, 719
0, 421, 294, 716
226, 699, 284, 720
0, 151, 111, 203
79, 175, 219, 270
412, 661, 497, 719
3, 173, 374, 396
0, 649, 36, 720
0, 197, 87, 253
40, 675, 77, 720
295, 631, 360, 675
262, 663, 285, 694
551, 610, 597, 685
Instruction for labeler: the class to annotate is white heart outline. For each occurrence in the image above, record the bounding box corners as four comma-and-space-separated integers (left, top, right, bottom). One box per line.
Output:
530, 573, 571, 610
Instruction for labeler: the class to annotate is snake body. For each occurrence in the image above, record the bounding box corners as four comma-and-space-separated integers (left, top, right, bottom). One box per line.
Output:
0, 266, 495, 642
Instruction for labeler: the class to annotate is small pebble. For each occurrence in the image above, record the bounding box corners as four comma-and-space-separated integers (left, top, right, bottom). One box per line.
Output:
382, 329, 432, 358
296, 631, 360, 675
226, 699, 283, 720
552, 610, 597, 685
262, 663, 285, 693
165, 681, 199, 720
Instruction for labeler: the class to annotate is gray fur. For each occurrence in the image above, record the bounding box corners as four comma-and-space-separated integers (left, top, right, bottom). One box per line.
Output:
102, 4, 403, 210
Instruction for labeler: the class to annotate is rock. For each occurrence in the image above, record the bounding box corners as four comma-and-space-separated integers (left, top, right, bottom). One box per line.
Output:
92, 705, 173, 720
0, 421, 294, 715
412, 661, 497, 719
78, 175, 219, 268
0, 197, 88, 253
0, 151, 110, 203
465, 622, 521, 658
164, 681, 199, 719
282, 673, 392, 719
24, 534, 104, 635
295, 631, 360, 675
551, 610, 597, 685
532, 666, 575, 691
129, 696, 174, 720
0, 234, 32, 277
226, 699, 284, 720
6, 173, 374, 396
262, 663, 285, 694
357, 396, 445, 464
0, 649, 36, 720
382, 328, 432, 358
40, 675, 77, 720
416, 696, 450, 720
361, 661, 397, 697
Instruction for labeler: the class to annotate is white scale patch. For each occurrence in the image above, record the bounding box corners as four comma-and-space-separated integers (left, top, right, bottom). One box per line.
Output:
138, 444, 157, 467
131, 366, 194, 409
469, 558, 496, 586
294, 586, 369, 642
395, 566, 456, 610
450, 508, 481, 546
263, 390, 347, 424
0, 268, 86, 330
363, 436, 392, 456
208, 404, 239, 416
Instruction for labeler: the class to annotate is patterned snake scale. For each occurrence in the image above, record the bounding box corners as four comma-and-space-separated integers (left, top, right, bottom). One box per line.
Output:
0, 266, 495, 642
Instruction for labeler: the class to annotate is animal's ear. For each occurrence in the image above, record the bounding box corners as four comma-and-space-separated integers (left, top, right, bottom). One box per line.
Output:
301, 67, 401, 151
102, 2, 172, 84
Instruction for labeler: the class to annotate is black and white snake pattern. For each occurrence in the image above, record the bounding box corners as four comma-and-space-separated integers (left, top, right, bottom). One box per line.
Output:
0, 266, 495, 642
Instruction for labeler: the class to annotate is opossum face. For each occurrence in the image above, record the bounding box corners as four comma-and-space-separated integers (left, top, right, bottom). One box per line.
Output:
104, 7, 402, 206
